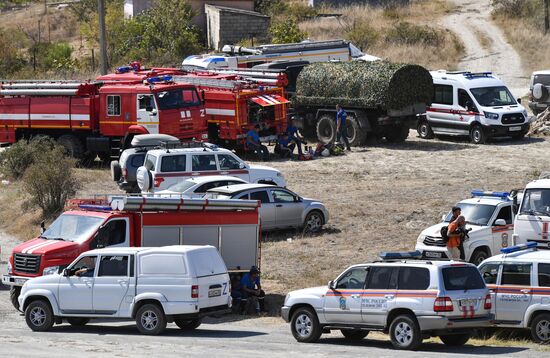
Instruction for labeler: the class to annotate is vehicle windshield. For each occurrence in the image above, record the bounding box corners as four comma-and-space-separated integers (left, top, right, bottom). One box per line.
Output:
442, 266, 486, 291
165, 180, 197, 193
520, 188, 550, 216
155, 88, 201, 110
41, 214, 105, 244
470, 86, 516, 107
444, 203, 495, 226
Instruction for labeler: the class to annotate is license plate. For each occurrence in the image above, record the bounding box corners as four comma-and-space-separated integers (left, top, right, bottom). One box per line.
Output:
15, 278, 27, 285
459, 299, 476, 307
509, 126, 522, 132
208, 289, 222, 297
425, 251, 442, 258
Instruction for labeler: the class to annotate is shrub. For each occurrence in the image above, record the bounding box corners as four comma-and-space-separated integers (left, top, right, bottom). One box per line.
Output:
386, 22, 442, 47
0, 138, 56, 180
23, 145, 79, 218
345, 23, 380, 51
0, 28, 26, 77
270, 19, 307, 44
44, 42, 73, 69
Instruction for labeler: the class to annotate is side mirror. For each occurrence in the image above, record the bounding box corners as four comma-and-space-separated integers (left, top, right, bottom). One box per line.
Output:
441, 214, 446, 221
494, 219, 507, 226
62, 268, 69, 277
40, 220, 46, 234
294, 196, 302, 202
517, 98, 522, 104
239, 162, 246, 169
201, 90, 206, 103
328, 280, 335, 290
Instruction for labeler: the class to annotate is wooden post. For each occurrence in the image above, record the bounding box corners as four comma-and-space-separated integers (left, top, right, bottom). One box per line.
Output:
98, 0, 108, 74
545, 0, 549, 34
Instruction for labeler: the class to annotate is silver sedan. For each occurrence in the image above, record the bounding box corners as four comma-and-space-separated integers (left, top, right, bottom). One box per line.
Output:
205, 184, 329, 232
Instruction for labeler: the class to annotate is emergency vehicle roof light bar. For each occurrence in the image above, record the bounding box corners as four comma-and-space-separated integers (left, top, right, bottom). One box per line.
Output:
501, 242, 537, 254
379, 251, 423, 260
463, 72, 493, 79
471, 190, 510, 199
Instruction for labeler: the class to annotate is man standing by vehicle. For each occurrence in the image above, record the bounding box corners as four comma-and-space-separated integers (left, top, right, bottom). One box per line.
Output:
447, 216, 466, 260
286, 118, 304, 156
240, 266, 266, 314
448, 206, 466, 260
336, 104, 351, 151
246, 125, 269, 161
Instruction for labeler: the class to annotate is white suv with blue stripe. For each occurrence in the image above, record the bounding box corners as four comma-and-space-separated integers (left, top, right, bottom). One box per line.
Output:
281, 252, 492, 350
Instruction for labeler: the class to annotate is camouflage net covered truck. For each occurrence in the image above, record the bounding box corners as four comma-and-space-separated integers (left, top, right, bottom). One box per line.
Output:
293, 61, 433, 145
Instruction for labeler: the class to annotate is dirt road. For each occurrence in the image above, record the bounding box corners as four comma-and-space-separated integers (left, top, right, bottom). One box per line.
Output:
441, 0, 528, 97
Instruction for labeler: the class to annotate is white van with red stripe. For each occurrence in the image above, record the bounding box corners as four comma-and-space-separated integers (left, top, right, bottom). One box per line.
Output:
420, 71, 529, 144
513, 178, 550, 249
136, 144, 286, 193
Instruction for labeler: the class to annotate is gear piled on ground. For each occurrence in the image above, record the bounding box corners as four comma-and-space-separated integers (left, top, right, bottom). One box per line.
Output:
528, 107, 550, 135
294, 61, 433, 111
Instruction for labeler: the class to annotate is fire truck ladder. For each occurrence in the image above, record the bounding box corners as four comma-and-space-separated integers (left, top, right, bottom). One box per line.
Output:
172, 76, 245, 89
109, 196, 260, 211
0, 81, 94, 96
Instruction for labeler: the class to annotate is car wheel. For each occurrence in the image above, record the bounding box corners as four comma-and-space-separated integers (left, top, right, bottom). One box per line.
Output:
10, 286, 21, 311
67, 317, 90, 326
290, 307, 322, 343
303, 211, 324, 233
389, 314, 422, 350
439, 333, 470, 346
175, 318, 201, 331
111, 160, 122, 181
417, 120, 434, 139
470, 249, 489, 265
531, 313, 550, 343
25, 300, 54, 332
136, 304, 167, 335
341, 329, 369, 340
470, 125, 486, 144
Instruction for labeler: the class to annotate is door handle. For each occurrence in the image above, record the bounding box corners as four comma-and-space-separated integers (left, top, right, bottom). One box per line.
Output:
350, 294, 360, 299
276, 204, 283, 207
520, 289, 530, 294
117, 279, 128, 284
384, 295, 395, 299
82, 279, 92, 287
191, 173, 200, 176
489, 289, 495, 293
220, 171, 229, 175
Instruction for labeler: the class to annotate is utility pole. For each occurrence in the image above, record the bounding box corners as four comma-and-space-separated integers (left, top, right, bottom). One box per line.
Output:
98, 0, 108, 74
545, 0, 549, 34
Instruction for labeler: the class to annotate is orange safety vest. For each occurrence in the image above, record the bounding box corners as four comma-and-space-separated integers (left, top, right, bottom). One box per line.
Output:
447, 222, 461, 248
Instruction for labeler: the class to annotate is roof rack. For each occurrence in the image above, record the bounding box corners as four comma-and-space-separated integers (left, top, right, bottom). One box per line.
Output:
158, 140, 219, 151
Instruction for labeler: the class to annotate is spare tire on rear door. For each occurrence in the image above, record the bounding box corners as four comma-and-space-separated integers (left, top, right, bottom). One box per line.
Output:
136, 166, 152, 192
533, 83, 548, 101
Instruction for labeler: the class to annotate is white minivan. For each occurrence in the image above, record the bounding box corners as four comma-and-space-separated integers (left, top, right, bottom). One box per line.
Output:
19, 246, 231, 335
420, 71, 530, 144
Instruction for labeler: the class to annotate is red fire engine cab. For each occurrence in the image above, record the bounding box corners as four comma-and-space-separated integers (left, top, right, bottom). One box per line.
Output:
2, 195, 261, 310
0, 66, 207, 160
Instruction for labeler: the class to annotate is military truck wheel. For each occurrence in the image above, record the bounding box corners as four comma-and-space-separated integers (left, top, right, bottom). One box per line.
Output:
346, 114, 367, 146
417, 120, 434, 139
316, 114, 336, 144
387, 125, 409, 143
10, 286, 21, 310
57, 134, 84, 159
439, 333, 470, 346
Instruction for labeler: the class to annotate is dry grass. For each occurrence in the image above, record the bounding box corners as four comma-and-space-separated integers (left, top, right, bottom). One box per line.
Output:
298, 0, 464, 69
474, 27, 493, 50
492, 15, 550, 75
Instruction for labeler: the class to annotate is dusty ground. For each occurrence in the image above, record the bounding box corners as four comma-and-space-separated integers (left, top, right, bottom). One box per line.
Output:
441, 0, 529, 97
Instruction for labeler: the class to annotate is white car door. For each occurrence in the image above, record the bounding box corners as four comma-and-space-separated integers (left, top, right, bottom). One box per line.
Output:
324, 266, 369, 324
270, 189, 304, 228
93, 255, 132, 316
428, 84, 460, 134
491, 206, 514, 254
495, 263, 533, 323
58, 255, 97, 313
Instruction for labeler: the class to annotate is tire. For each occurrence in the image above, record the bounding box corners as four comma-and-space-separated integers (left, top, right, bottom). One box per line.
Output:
10, 286, 21, 311
316, 114, 337, 144
417, 120, 435, 139
25, 300, 54, 332
303, 210, 324, 233
439, 333, 470, 346
386, 125, 409, 143
67, 317, 90, 326
174, 318, 201, 331
470, 125, 486, 144
346, 114, 367, 147
470, 249, 489, 265
341, 329, 369, 340
290, 306, 322, 343
136, 304, 167, 335
389, 314, 422, 350
136, 166, 152, 192
530, 313, 550, 343
111, 160, 122, 181
57, 134, 84, 159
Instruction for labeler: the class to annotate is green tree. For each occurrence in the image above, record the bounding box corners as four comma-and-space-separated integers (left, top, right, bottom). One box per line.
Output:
0, 28, 26, 77
269, 19, 307, 44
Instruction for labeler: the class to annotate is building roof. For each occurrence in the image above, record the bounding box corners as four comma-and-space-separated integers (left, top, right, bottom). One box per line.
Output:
205, 4, 269, 18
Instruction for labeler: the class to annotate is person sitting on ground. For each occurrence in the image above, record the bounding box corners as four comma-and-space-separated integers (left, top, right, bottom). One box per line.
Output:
447, 215, 466, 261
240, 266, 266, 314
274, 133, 295, 159
246, 125, 269, 161
286, 118, 304, 156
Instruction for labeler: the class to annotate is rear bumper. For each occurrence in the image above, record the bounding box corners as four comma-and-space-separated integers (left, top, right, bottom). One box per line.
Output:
483, 123, 529, 137
417, 314, 493, 332
2, 274, 31, 287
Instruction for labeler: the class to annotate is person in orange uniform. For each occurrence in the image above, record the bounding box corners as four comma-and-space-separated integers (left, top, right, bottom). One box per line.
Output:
447, 216, 466, 260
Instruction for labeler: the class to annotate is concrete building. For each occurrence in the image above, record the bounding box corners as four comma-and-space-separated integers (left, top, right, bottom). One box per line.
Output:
204, 5, 269, 50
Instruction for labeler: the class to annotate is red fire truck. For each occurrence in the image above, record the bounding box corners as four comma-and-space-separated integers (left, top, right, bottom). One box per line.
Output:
0, 67, 207, 160
2, 196, 261, 310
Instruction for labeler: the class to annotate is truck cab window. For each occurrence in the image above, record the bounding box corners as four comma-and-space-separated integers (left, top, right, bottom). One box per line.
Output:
107, 95, 121, 116
138, 94, 155, 111
70, 256, 97, 277
192, 154, 217, 171
217, 154, 242, 170
479, 263, 500, 284
521, 189, 550, 215
98, 256, 129, 277
494, 206, 513, 225
336, 267, 368, 289
96, 220, 127, 248
458, 89, 476, 112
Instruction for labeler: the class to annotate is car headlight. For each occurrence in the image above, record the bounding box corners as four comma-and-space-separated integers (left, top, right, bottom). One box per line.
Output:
417, 235, 427, 243
43, 266, 59, 276
7, 261, 12, 274
484, 112, 499, 120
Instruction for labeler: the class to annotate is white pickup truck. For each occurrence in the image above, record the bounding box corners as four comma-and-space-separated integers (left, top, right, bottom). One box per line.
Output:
18, 245, 231, 335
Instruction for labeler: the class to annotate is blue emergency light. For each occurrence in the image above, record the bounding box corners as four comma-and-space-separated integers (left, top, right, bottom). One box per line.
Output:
78, 204, 112, 211
147, 75, 173, 84
471, 190, 510, 199
116, 66, 132, 74
379, 251, 422, 260
463, 72, 493, 79
500, 241, 537, 254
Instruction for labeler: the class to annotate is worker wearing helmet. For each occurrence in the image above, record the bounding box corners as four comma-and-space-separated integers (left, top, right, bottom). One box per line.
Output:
335, 104, 351, 151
